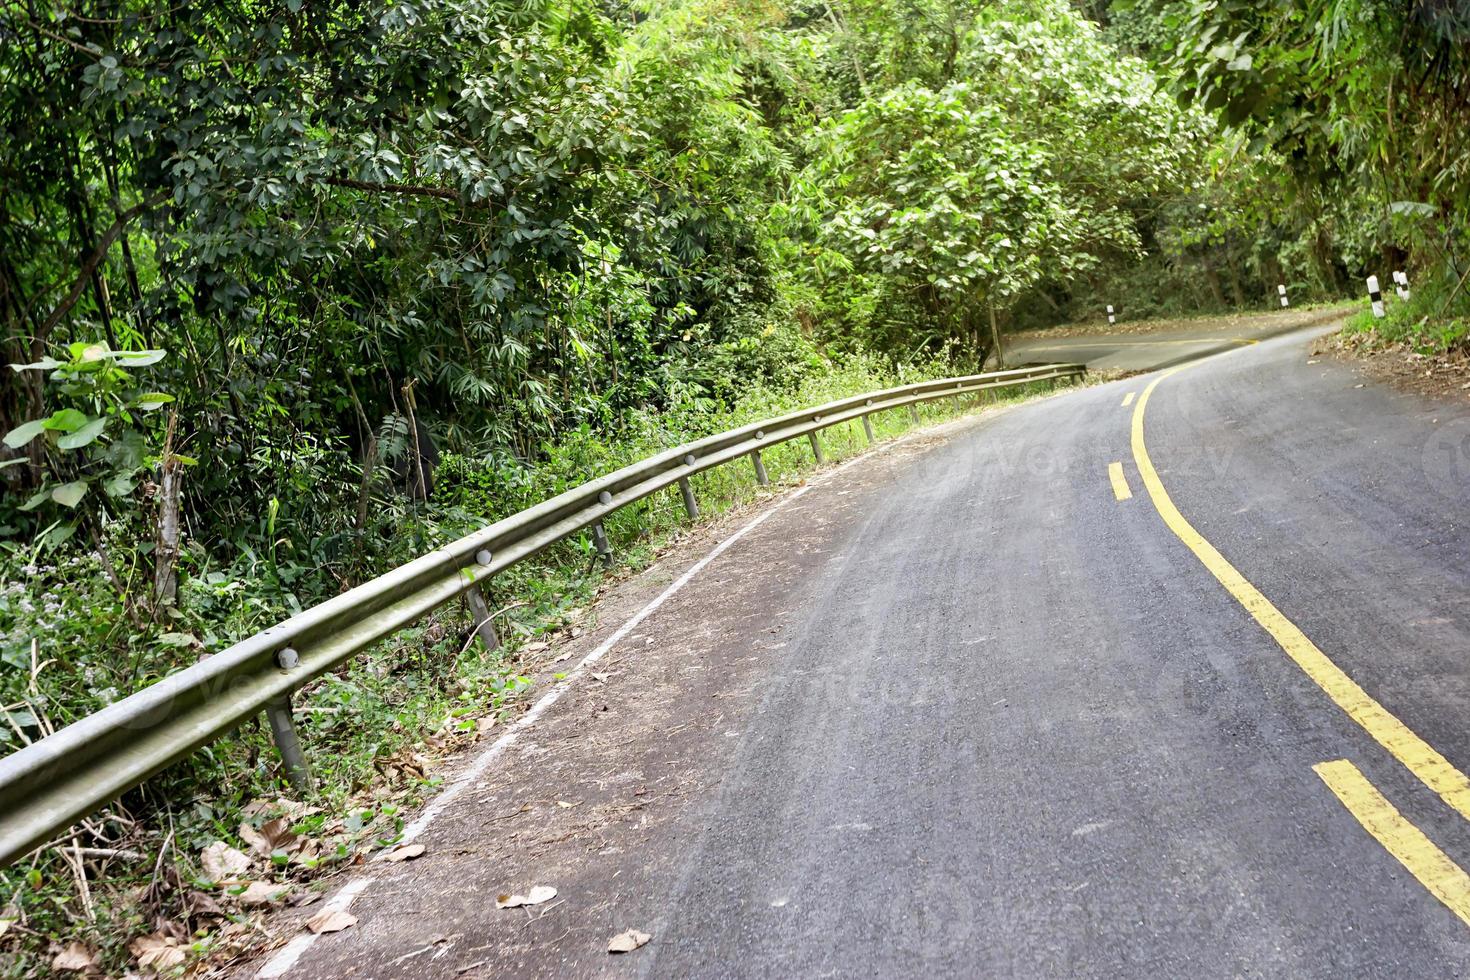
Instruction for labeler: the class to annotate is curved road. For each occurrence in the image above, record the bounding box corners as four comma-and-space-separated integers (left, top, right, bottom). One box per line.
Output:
262, 324, 1470, 977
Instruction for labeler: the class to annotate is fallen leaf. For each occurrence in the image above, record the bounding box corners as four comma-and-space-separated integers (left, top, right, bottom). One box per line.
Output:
242, 797, 321, 821
591, 672, 608, 683
239, 817, 298, 857
476, 717, 497, 734
384, 843, 426, 863
555, 800, 581, 809
306, 908, 358, 934
234, 881, 290, 906
496, 885, 557, 909
52, 942, 98, 972
129, 932, 187, 971
200, 841, 251, 881
186, 889, 224, 918
608, 929, 651, 953
0, 919, 10, 937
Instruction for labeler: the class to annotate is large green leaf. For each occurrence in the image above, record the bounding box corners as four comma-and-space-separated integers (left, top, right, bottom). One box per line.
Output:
50, 481, 88, 508
2, 419, 46, 449
112, 349, 168, 368
57, 417, 107, 450
135, 392, 176, 411
42, 409, 89, 433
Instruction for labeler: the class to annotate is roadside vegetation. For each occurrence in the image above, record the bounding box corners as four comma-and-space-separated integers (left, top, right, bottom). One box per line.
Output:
1, 0, 1464, 972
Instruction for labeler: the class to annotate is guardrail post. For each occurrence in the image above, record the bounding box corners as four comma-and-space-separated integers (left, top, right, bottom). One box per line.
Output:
465, 584, 500, 652
678, 476, 699, 519
861, 415, 875, 444
591, 521, 612, 564
751, 450, 769, 486
908, 404, 920, 425
807, 431, 825, 464
265, 693, 314, 794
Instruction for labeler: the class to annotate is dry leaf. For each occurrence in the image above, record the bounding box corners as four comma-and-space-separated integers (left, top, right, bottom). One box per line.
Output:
186, 890, 224, 919
306, 908, 358, 934
496, 885, 557, 909
384, 843, 426, 863
129, 932, 188, 971
234, 881, 290, 906
242, 797, 320, 821
476, 717, 497, 734
554, 800, 580, 809
200, 841, 251, 881
0, 919, 11, 937
240, 817, 298, 857
608, 929, 651, 953
52, 942, 98, 972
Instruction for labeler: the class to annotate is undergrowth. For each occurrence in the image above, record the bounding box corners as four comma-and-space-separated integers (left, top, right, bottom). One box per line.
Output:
1340, 275, 1470, 354
0, 355, 1078, 976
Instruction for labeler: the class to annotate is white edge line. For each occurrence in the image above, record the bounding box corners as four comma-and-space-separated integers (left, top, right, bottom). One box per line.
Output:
257, 444, 908, 977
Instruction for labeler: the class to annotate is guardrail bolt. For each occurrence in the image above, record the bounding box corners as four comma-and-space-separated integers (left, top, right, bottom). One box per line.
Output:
591, 521, 613, 564
265, 693, 315, 794
908, 404, 920, 425
465, 584, 500, 653
678, 476, 700, 520
807, 431, 825, 464
275, 647, 300, 670
861, 415, 875, 444
751, 450, 769, 486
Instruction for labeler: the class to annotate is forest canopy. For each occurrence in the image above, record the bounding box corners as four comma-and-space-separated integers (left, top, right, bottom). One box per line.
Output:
10, 0, 1460, 560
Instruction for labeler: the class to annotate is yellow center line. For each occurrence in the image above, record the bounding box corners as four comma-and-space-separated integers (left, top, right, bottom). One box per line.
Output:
1108, 461, 1132, 501
1132, 364, 1470, 822
1315, 759, 1470, 926
1121, 391, 1136, 407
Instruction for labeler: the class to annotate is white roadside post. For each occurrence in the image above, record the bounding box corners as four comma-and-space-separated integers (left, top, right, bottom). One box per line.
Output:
1278, 284, 1289, 308
1394, 270, 1411, 301
1367, 275, 1385, 318
1106, 304, 1116, 325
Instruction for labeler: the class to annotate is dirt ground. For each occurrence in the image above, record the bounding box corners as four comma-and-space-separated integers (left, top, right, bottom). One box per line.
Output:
1316, 329, 1470, 404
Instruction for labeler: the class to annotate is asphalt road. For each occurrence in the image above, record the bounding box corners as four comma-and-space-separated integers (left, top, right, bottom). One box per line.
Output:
263, 323, 1470, 978
1005, 308, 1346, 372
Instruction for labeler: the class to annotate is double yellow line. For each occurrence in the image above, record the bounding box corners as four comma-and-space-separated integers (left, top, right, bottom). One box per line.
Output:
1124, 364, 1470, 926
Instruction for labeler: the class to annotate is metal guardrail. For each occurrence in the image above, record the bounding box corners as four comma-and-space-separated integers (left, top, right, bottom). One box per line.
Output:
0, 363, 1083, 868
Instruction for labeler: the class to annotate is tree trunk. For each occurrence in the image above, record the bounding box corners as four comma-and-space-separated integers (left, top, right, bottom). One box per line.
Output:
988, 299, 1004, 370
154, 412, 183, 610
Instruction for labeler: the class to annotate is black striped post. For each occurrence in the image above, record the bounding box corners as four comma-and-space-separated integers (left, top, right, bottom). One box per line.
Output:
1106, 304, 1116, 325
1367, 275, 1385, 318
1277, 284, 1289, 308
1394, 270, 1411, 301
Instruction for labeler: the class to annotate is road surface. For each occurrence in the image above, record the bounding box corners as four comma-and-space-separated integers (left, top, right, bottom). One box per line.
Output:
1005, 309, 1346, 372
258, 322, 1470, 977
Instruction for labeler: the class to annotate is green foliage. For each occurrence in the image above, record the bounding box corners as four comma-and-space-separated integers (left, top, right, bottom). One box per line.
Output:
4, 340, 174, 545
1152, 0, 1470, 328
782, 0, 1202, 355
